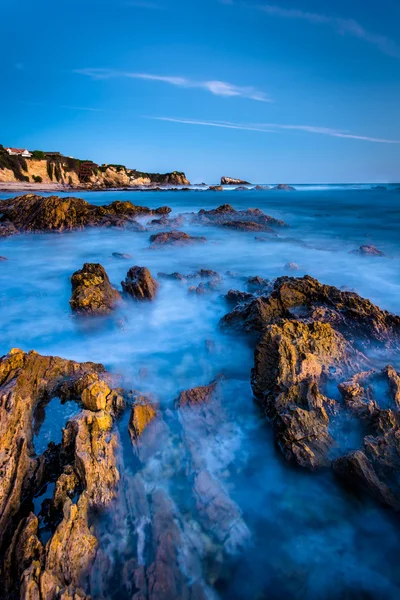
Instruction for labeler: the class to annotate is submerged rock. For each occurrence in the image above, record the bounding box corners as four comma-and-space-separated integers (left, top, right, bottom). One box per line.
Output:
221, 220, 274, 232
70, 263, 122, 315
112, 252, 133, 260
284, 262, 299, 271
0, 194, 171, 235
177, 379, 219, 407
272, 184, 296, 191
149, 230, 207, 246
122, 266, 159, 301
351, 244, 385, 257
0, 255, 8, 261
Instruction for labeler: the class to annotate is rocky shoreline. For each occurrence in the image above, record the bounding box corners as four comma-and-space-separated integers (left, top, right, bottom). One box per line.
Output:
1, 191, 400, 599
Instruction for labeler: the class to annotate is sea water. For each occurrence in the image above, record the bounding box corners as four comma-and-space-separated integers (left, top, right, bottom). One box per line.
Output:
1, 185, 400, 599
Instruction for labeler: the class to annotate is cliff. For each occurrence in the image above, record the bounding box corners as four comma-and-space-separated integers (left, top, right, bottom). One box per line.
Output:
0, 145, 190, 188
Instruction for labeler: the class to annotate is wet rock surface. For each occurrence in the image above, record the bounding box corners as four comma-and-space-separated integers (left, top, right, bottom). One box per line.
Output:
149, 230, 207, 247
0, 348, 124, 599
122, 266, 159, 301
0, 194, 171, 235
194, 204, 287, 230
221, 274, 400, 507
351, 244, 386, 256
70, 263, 122, 315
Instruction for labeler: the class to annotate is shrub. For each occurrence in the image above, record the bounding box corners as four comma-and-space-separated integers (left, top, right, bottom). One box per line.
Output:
32, 175, 43, 183
32, 150, 46, 159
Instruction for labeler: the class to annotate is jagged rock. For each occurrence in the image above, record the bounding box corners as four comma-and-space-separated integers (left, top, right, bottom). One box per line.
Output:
284, 262, 299, 271
128, 398, 157, 443
221, 275, 400, 348
221, 220, 274, 232
112, 252, 133, 260
246, 276, 270, 292
0, 221, 19, 237
272, 184, 296, 191
221, 176, 250, 185
148, 215, 184, 229
0, 348, 124, 598
188, 278, 220, 295
225, 289, 254, 306
122, 266, 159, 300
149, 230, 207, 247
157, 271, 187, 281
251, 320, 356, 468
0, 195, 171, 235
208, 185, 224, 191
70, 263, 121, 315
332, 450, 400, 510
177, 379, 219, 408
195, 204, 287, 229
158, 269, 219, 282
351, 244, 385, 257
386, 365, 400, 408
81, 379, 111, 411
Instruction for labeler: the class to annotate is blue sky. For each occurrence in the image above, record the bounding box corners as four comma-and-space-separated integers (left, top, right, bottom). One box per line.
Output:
2, 0, 400, 182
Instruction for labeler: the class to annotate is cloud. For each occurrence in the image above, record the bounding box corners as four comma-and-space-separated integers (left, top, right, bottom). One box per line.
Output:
223, 2, 400, 59
20, 101, 107, 112
75, 68, 271, 101
149, 116, 400, 144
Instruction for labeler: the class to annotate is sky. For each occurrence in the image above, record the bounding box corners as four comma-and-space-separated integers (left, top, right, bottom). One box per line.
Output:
2, 0, 400, 182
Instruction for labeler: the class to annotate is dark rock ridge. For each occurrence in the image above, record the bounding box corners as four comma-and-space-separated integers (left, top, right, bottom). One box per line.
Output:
221, 176, 250, 185
158, 269, 220, 282
0, 194, 171, 236
70, 263, 122, 315
221, 275, 400, 509
149, 230, 207, 247
195, 204, 287, 230
122, 266, 159, 300
0, 348, 125, 599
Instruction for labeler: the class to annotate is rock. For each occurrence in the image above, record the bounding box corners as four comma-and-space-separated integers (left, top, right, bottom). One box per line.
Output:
148, 215, 184, 229
112, 252, 133, 260
246, 276, 270, 292
0, 221, 19, 237
70, 263, 122, 315
225, 289, 254, 306
177, 379, 219, 407
221, 176, 250, 185
284, 262, 299, 271
128, 398, 157, 443
208, 185, 224, 191
332, 451, 400, 510
351, 244, 385, 257
195, 205, 287, 229
221, 275, 400, 348
272, 184, 296, 191
122, 266, 159, 301
371, 185, 387, 190
0, 256, 8, 261
0, 194, 171, 235
254, 185, 271, 190
221, 220, 274, 232
149, 230, 207, 246
157, 271, 187, 281
188, 278, 221, 295
234, 186, 251, 191
81, 379, 111, 411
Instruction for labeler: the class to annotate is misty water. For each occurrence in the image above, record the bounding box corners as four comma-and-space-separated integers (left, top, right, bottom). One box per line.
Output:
1, 185, 400, 599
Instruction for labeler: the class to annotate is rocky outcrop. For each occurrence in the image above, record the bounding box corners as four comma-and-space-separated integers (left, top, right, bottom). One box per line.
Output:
207, 185, 224, 191
0, 194, 171, 235
128, 397, 157, 443
122, 266, 159, 301
221, 176, 250, 185
149, 230, 207, 247
195, 204, 287, 230
221, 275, 400, 488
0, 348, 125, 599
176, 379, 219, 408
70, 263, 122, 315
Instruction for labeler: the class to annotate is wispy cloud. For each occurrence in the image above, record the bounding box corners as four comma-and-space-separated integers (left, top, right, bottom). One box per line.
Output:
20, 101, 107, 112
75, 68, 271, 102
150, 116, 400, 144
222, 1, 400, 59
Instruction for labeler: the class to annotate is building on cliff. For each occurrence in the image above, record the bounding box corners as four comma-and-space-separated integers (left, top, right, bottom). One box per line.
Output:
5, 148, 32, 158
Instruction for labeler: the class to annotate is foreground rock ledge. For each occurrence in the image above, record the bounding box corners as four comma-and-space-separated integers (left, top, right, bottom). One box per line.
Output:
0, 194, 171, 236
0, 348, 125, 599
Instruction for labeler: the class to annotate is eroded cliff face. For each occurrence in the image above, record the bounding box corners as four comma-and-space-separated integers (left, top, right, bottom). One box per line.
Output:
0, 149, 189, 188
